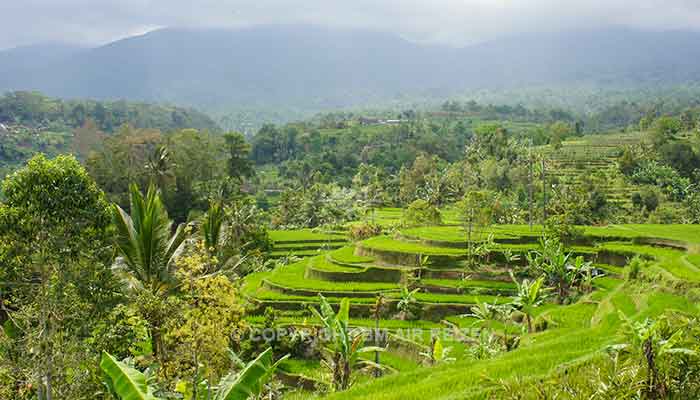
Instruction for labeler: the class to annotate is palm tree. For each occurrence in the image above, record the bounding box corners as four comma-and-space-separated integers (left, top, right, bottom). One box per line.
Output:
112, 183, 186, 357
145, 145, 174, 190
201, 199, 233, 271
510, 272, 548, 333
312, 295, 384, 391
112, 184, 186, 295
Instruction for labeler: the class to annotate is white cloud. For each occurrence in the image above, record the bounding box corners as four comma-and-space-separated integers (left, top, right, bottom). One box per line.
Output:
2, 0, 700, 49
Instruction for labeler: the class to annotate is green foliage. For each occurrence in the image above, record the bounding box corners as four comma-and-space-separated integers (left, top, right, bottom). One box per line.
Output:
402, 199, 442, 227
311, 295, 384, 391
544, 214, 585, 243
0, 154, 119, 399
631, 160, 689, 201
90, 305, 151, 360
112, 184, 186, 296
647, 116, 681, 147
1, 154, 111, 245
163, 244, 246, 389
396, 286, 422, 321
527, 237, 594, 302
100, 351, 160, 400
214, 348, 288, 400
631, 187, 661, 213
272, 183, 358, 229
349, 222, 382, 241
625, 256, 647, 281
420, 337, 455, 365
510, 272, 549, 333
100, 348, 286, 400
0, 91, 219, 133
223, 132, 254, 183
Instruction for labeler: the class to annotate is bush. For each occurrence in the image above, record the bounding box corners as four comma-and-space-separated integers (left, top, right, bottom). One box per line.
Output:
544, 214, 584, 243
647, 203, 684, 224
626, 256, 646, 280
402, 199, 442, 227
349, 222, 382, 241
533, 316, 549, 332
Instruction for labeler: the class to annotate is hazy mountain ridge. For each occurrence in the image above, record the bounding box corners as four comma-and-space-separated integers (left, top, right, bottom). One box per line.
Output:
2, 25, 700, 111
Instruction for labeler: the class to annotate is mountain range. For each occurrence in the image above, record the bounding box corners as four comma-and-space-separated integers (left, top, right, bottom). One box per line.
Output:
2, 25, 700, 111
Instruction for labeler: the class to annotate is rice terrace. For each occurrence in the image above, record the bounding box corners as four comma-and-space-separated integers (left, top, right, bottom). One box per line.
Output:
4, 1, 700, 399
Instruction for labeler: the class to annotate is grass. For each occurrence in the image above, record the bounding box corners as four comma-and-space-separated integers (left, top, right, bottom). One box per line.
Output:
329, 246, 375, 264
594, 224, 700, 244
360, 236, 465, 256
270, 229, 346, 242
413, 292, 509, 305
246, 314, 446, 330
398, 224, 700, 246
401, 226, 518, 243
269, 249, 327, 258
598, 242, 700, 282
421, 278, 516, 291
265, 258, 400, 292
273, 242, 345, 249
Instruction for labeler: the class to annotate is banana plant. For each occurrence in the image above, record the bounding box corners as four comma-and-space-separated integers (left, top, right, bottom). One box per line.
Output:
420, 337, 455, 365
510, 272, 549, 333
467, 299, 501, 332
311, 295, 385, 391
396, 285, 421, 320
101, 347, 288, 400
100, 352, 160, 400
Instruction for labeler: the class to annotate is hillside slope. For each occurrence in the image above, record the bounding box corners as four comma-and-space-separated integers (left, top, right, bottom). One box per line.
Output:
2, 26, 700, 110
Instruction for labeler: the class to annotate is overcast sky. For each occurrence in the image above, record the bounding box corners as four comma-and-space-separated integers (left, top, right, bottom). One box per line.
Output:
3, 0, 700, 50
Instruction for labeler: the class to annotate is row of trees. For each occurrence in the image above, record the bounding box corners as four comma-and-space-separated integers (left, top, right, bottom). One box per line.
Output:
86, 126, 255, 223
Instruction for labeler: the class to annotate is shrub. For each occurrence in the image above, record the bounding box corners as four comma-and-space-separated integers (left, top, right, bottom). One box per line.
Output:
544, 214, 584, 243
626, 256, 645, 281
533, 316, 549, 332
402, 199, 442, 227
647, 203, 684, 224
349, 222, 382, 241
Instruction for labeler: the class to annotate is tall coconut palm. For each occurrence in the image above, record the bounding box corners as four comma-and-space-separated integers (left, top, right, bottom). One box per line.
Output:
145, 145, 174, 190
510, 272, 548, 333
112, 183, 186, 357
112, 184, 186, 295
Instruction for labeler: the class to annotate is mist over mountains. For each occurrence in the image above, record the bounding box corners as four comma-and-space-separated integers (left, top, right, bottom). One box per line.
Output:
2, 25, 700, 112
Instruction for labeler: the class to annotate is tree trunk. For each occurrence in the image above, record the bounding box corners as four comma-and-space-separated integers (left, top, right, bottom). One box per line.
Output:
644, 338, 665, 398
526, 314, 533, 333
333, 353, 343, 391
342, 359, 351, 390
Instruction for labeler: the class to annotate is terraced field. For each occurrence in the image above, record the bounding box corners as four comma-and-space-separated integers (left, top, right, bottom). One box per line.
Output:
246, 223, 700, 398
541, 132, 642, 210
269, 229, 348, 259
